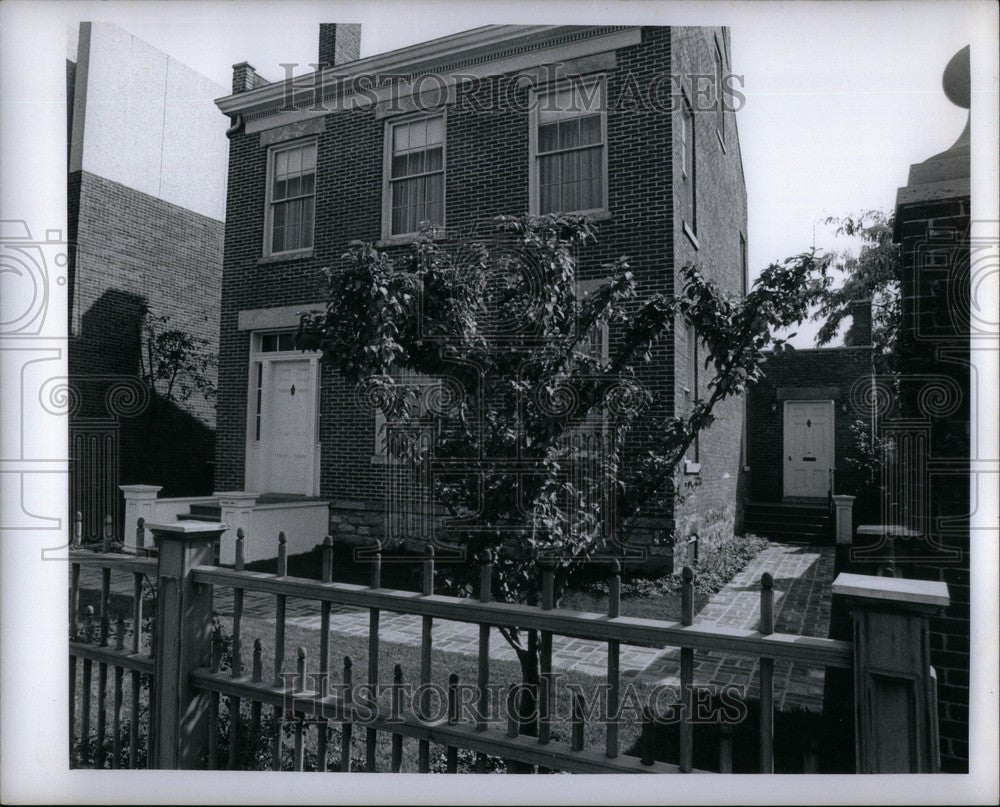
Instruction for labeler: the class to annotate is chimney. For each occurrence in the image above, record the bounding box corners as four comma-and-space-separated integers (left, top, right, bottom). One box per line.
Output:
845, 299, 873, 347
232, 62, 267, 94
319, 24, 362, 68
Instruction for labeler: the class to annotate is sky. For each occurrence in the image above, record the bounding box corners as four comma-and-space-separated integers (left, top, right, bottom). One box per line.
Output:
87, 1, 976, 345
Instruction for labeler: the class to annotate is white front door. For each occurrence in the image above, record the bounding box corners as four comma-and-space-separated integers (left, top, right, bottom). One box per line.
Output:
265, 359, 314, 494
783, 400, 834, 499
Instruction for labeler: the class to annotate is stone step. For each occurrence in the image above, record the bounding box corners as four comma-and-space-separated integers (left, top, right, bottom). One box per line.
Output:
742, 520, 832, 544
176, 514, 222, 523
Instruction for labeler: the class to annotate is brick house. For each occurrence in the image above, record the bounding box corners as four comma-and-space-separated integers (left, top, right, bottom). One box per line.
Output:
211, 24, 747, 561
67, 23, 227, 538
744, 301, 876, 541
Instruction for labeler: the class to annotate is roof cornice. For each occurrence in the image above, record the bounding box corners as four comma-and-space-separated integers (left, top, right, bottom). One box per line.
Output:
216, 24, 634, 120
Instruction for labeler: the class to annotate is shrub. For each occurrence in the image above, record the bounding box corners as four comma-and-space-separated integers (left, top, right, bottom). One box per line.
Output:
580, 533, 769, 599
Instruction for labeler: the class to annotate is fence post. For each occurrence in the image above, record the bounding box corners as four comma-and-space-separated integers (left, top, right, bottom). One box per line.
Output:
120, 485, 162, 553
147, 520, 228, 769
214, 491, 258, 565
833, 495, 855, 546
831, 572, 949, 772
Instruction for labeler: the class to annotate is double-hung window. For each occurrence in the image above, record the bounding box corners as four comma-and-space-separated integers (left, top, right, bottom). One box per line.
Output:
532, 78, 608, 215
386, 115, 445, 237
266, 140, 316, 255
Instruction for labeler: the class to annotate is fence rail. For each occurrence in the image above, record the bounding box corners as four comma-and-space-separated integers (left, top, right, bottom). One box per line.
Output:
68, 514, 949, 774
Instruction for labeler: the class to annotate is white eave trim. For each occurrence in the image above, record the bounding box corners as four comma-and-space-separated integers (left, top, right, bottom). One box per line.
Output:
217, 25, 640, 121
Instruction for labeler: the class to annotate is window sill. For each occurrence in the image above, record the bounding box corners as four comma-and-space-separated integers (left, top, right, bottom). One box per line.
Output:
682, 221, 700, 250
533, 209, 612, 222
377, 227, 451, 248
258, 249, 313, 265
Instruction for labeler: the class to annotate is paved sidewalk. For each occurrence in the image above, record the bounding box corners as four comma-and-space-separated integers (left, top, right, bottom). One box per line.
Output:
79, 541, 834, 711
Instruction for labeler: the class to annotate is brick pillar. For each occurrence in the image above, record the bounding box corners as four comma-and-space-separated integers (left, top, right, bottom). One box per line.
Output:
832, 572, 949, 772
148, 520, 227, 768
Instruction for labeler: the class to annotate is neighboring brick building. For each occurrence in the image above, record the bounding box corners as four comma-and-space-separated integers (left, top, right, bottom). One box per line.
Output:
742, 298, 875, 542
886, 45, 971, 773
745, 299, 874, 503
213, 25, 747, 562
67, 22, 227, 536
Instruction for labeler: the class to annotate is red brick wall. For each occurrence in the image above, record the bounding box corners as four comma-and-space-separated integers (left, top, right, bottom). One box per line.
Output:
217, 26, 747, 553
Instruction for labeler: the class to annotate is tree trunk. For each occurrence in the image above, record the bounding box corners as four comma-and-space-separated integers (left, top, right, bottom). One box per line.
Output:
506, 629, 541, 772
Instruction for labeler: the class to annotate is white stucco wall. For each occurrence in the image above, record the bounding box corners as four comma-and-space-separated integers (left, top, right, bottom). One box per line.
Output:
70, 22, 227, 221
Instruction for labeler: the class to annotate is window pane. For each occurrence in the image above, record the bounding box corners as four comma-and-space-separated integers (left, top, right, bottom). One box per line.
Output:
302, 143, 317, 171
426, 198, 443, 228
539, 122, 559, 154
391, 154, 407, 179
579, 114, 601, 146
425, 146, 443, 173
426, 116, 444, 145
410, 119, 426, 148
393, 123, 409, 152
301, 198, 314, 248
586, 147, 602, 182
562, 151, 578, 211
278, 333, 295, 351
408, 150, 425, 175
540, 183, 555, 215
275, 150, 288, 177
426, 175, 443, 224
558, 119, 579, 150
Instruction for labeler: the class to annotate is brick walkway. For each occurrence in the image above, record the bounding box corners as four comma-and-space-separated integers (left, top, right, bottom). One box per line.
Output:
79, 542, 834, 712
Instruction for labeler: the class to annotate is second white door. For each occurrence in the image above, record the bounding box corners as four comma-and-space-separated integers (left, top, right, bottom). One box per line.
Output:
783, 400, 834, 499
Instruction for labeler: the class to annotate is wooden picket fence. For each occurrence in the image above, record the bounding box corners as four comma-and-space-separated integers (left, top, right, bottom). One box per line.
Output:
68, 515, 947, 773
